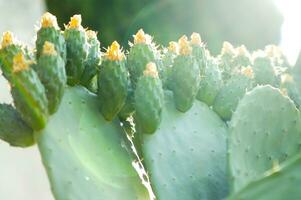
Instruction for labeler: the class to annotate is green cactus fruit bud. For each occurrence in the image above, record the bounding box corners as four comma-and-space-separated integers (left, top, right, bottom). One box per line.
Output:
10, 53, 48, 130
229, 85, 301, 192
0, 32, 23, 79
161, 41, 178, 90
64, 15, 88, 85
252, 51, 279, 86
233, 45, 251, 67
280, 74, 301, 108
98, 41, 128, 121
171, 35, 200, 112
81, 30, 101, 87
228, 154, 301, 200
219, 41, 236, 81
138, 91, 229, 199
37, 86, 149, 200
0, 104, 34, 147
190, 32, 207, 75
213, 66, 253, 120
36, 12, 66, 62
36, 41, 66, 114
118, 83, 135, 121
134, 62, 164, 134
196, 58, 223, 106
127, 29, 161, 87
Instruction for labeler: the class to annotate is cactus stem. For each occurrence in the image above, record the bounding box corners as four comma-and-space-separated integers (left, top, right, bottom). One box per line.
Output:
42, 41, 57, 56
105, 41, 125, 61
178, 35, 192, 56
133, 29, 152, 45
143, 62, 158, 78
41, 12, 59, 29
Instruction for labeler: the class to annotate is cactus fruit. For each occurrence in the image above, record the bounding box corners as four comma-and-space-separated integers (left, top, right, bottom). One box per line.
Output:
134, 62, 164, 134
36, 12, 66, 62
97, 41, 128, 121
171, 35, 200, 112
80, 30, 101, 87
229, 85, 301, 192
0, 104, 34, 147
64, 15, 88, 85
252, 51, 279, 86
127, 29, 161, 87
196, 57, 222, 106
1, 13, 301, 200
213, 66, 253, 120
0, 32, 23, 79
10, 53, 48, 130
36, 41, 66, 114
190, 32, 207, 75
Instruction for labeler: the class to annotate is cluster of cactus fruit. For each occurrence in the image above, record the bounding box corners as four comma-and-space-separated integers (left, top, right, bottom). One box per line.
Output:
1, 12, 301, 200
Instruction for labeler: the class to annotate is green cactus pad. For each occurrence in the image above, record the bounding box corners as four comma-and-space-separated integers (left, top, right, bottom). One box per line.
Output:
98, 60, 128, 121
134, 75, 164, 134
64, 28, 88, 85
81, 32, 101, 87
171, 55, 200, 112
139, 91, 229, 199
280, 74, 301, 108
228, 154, 301, 200
37, 43, 67, 114
191, 44, 206, 75
37, 86, 149, 200
36, 27, 66, 62
0, 104, 34, 147
229, 85, 301, 192
196, 59, 222, 106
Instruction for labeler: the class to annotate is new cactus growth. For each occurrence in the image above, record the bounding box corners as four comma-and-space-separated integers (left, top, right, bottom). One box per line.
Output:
64, 15, 88, 85
98, 41, 128, 121
134, 62, 164, 134
1, 13, 301, 200
36, 12, 66, 62
171, 35, 200, 112
36, 41, 66, 114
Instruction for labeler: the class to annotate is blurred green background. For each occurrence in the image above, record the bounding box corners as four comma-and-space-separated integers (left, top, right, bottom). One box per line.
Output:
46, 0, 283, 54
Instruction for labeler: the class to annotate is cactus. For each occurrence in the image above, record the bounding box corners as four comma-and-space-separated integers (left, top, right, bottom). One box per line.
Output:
229, 85, 301, 192
1, 13, 301, 200
64, 15, 88, 85
98, 41, 128, 121
36, 41, 66, 114
171, 35, 200, 112
213, 66, 254, 120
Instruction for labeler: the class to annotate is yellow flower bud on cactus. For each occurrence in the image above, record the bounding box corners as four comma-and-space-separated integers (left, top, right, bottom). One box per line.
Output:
178, 35, 192, 56
143, 62, 158, 78
134, 29, 152, 45
106, 41, 125, 61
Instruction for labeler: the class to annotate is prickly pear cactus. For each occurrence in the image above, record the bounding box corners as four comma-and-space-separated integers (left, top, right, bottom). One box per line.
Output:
1, 12, 301, 200
229, 85, 301, 192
